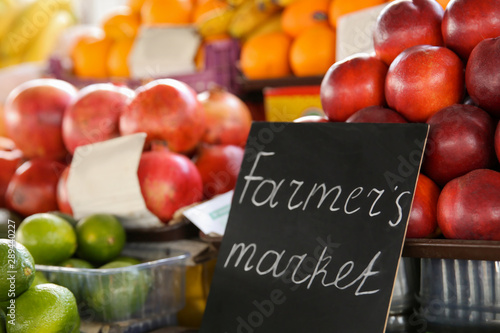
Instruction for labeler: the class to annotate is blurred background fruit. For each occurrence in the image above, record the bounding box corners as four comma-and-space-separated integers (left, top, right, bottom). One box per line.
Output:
141, 0, 193, 25
281, 0, 329, 38
289, 25, 336, 77
240, 31, 291, 79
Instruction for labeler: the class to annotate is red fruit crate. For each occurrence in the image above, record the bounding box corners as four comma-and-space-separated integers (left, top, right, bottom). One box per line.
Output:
47, 38, 241, 93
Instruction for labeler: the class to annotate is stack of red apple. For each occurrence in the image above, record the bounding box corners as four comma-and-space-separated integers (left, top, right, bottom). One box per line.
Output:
317, 0, 500, 241
0, 78, 252, 225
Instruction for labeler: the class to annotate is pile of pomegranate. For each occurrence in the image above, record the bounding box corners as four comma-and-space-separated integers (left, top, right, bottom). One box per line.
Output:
0, 78, 251, 224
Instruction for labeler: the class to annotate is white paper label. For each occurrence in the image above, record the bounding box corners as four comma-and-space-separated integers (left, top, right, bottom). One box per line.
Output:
129, 25, 201, 79
67, 133, 163, 229
183, 191, 233, 236
336, 3, 388, 61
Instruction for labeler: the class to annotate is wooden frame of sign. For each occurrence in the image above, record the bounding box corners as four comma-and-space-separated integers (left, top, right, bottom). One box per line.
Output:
200, 122, 428, 333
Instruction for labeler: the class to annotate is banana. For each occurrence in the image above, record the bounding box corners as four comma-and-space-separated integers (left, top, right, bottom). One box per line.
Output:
23, 9, 74, 62
197, 7, 236, 38
0, 0, 73, 61
242, 11, 282, 42
0, 0, 21, 41
228, 0, 280, 39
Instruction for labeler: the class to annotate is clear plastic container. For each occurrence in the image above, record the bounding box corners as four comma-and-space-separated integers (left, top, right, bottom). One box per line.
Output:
36, 246, 189, 331
418, 258, 500, 332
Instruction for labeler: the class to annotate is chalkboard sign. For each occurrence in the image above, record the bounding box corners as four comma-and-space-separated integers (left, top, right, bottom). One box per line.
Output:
200, 122, 428, 333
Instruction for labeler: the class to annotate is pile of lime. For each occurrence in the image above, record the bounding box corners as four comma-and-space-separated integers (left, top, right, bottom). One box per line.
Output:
0, 239, 80, 333
5, 212, 152, 325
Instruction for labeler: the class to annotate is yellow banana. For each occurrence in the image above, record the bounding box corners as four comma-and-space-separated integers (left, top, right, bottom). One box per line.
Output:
197, 7, 236, 38
0, 0, 73, 60
228, 0, 280, 39
242, 11, 282, 42
23, 9, 74, 62
0, 0, 21, 41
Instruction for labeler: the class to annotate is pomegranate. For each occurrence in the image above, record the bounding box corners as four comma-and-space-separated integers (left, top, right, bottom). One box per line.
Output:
0, 138, 23, 208
56, 166, 72, 215
120, 79, 206, 154
6, 159, 65, 216
197, 87, 252, 147
4, 79, 77, 160
138, 148, 203, 222
195, 144, 244, 199
63, 83, 134, 155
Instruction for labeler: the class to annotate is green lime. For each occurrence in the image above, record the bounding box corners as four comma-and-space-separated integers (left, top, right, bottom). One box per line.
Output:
114, 256, 141, 265
85, 260, 151, 321
0, 239, 35, 301
48, 211, 78, 228
16, 213, 77, 265
59, 258, 94, 269
76, 214, 126, 265
0, 301, 6, 315
53, 258, 94, 301
7, 283, 80, 333
31, 271, 49, 287
0, 308, 6, 333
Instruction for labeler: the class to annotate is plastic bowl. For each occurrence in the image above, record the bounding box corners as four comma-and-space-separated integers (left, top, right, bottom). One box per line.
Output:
36, 245, 189, 330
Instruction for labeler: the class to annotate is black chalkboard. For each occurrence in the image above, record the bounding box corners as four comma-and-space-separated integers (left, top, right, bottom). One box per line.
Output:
200, 122, 428, 333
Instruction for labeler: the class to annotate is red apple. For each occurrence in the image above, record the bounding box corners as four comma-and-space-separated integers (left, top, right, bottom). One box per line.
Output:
293, 115, 329, 123
62, 83, 135, 155
437, 169, 500, 240
4, 79, 77, 160
0, 138, 23, 208
56, 166, 72, 215
6, 159, 65, 217
320, 53, 388, 122
442, 0, 500, 62
422, 104, 496, 186
496, 121, 500, 164
195, 144, 244, 199
373, 0, 444, 66
197, 87, 252, 147
120, 79, 206, 154
465, 37, 500, 118
406, 173, 440, 238
345, 105, 407, 123
385, 45, 464, 123
138, 148, 203, 222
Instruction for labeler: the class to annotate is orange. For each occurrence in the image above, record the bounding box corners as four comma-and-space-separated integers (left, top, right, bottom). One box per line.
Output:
281, 0, 330, 38
329, 0, 387, 28
435, 0, 450, 9
141, 0, 193, 25
240, 32, 292, 80
128, 0, 147, 13
290, 25, 336, 77
102, 7, 141, 40
107, 38, 134, 78
193, 0, 228, 24
71, 33, 113, 78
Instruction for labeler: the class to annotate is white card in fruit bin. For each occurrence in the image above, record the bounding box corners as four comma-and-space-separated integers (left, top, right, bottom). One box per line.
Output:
336, 3, 388, 61
129, 25, 201, 79
67, 133, 163, 229
183, 191, 233, 236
